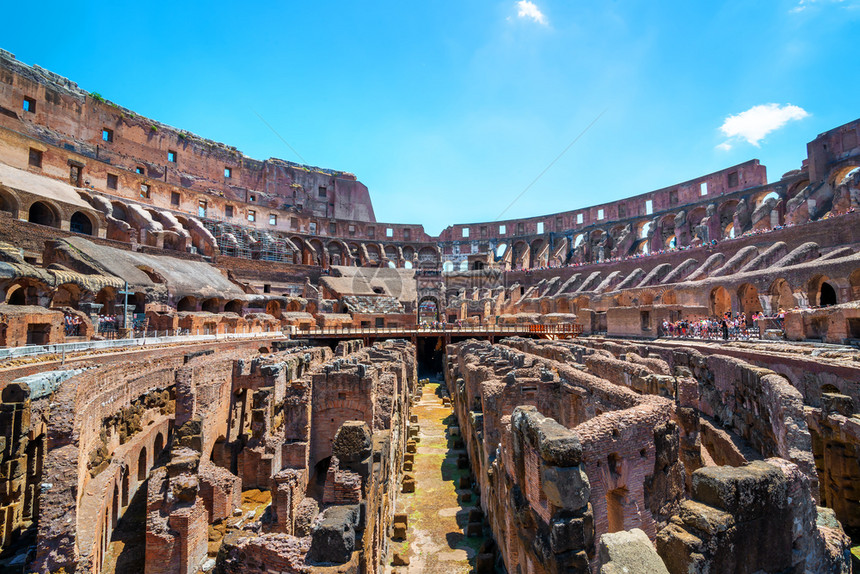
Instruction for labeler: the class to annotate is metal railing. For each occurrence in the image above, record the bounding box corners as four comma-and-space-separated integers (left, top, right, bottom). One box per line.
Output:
0, 330, 286, 361
293, 323, 582, 337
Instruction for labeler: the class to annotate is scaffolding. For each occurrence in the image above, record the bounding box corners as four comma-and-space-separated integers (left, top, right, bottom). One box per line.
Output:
202, 219, 294, 262
203, 220, 251, 259
249, 229, 294, 262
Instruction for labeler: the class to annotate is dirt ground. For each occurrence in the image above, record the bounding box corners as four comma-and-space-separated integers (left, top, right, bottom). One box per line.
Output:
387, 381, 487, 573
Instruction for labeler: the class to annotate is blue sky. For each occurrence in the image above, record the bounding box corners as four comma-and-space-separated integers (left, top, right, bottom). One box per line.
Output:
3, 1, 859, 234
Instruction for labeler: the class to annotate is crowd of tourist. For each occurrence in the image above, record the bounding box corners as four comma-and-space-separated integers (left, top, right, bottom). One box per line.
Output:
660, 311, 786, 341
63, 314, 84, 336
97, 314, 121, 333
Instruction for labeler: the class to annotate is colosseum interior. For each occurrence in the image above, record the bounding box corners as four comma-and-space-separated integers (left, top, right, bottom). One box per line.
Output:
0, 48, 859, 573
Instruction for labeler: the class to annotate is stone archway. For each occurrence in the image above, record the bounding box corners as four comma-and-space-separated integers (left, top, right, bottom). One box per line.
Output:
710, 286, 731, 317
418, 296, 440, 323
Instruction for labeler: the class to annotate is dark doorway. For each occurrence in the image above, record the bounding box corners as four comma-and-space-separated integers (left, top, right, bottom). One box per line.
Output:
28, 202, 55, 227
820, 282, 837, 307
70, 212, 93, 235
417, 337, 444, 379
26, 324, 51, 345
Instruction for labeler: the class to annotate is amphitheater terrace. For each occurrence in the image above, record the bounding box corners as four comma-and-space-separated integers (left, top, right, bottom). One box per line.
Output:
0, 48, 858, 573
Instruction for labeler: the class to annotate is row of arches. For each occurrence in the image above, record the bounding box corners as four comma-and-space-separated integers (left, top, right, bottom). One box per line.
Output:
3, 279, 132, 314
1, 194, 97, 236
444, 169, 858, 272
706, 275, 840, 320
291, 237, 439, 269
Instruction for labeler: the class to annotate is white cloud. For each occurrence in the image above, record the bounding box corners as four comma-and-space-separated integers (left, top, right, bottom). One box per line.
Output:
717, 103, 809, 149
516, 1, 548, 25
790, 0, 852, 13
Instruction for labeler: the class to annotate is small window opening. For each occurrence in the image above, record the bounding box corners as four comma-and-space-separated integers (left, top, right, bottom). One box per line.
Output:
386, 227, 394, 238
140, 184, 150, 199
728, 171, 739, 187
171, 192, 180, 206
23, 97, 35, 113
225, 205, 234, 217
537, 222, 544, 234
247, 209, 256, 222
107, 173, 118, 190
135, 166, 145, 175
102, 128, 113, 142
597, 208, 605, 220
270, 214, 278, 226
167, 150, 176, 163
462, 228, 470, 238
28, 148, 42, 168
576, 213, 583, 224
318, 186, 327, 198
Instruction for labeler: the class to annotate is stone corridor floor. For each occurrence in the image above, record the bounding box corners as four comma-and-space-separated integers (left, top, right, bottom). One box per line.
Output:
387, 379, 488, 573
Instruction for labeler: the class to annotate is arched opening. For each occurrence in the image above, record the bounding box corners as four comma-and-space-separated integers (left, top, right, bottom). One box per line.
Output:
51, 283, 83, 310
313, 456, 331, 492
121, 472, 129, 507
6, 286, 25, 306
112, 483, 119, 528
131, 292, 146, 313
0, 188, 19, 217
5, 279, 47, 306
442, 261, 454, 273
821, 282, 837, 307
830, 165, 860, 187
387, 260, 396, 269
95, 287, 117, 315
665, 234, 677, 249
473, 261, 484, 270
201, 298, 220, 313
28, 201, 57, 227
809, 276, 838, 307
530, 239, 547, 268
769, 278, 794, 313
224, 300, 243, 314
756, 191, 780, 208
176, 296, 197, 312
404, 261, 413, 269
70, 211, 94, 235
266, 300, 282, 319
710, 286, 731, 317
850, 269, 860, 301
718, 200, 740, 238
154, 432, 164, 457
737, 283, 763, 324
137, 448, 148, 481
495, 243, 508, 258
418, 298, 439, 323
365, 244, 381, 265
458, 260, 469, 272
